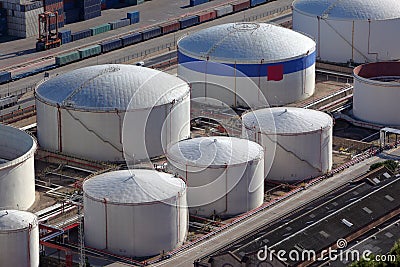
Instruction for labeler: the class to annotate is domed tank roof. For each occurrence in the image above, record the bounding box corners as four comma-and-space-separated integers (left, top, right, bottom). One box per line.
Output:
83, 170, 186, 204
242, 107, 333, 134
292, 0, 400, 20
178, 23, 315, 63
167, 136, 263, 167
36, 64, 189, 111
0, 210, 37, 231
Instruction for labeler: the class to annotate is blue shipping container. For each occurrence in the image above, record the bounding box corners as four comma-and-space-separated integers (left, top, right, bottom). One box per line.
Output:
250, 0, 266, 7
101, 39, 123, 53
179, 15, 199, 29
65, 8, 81, 24
121, 32, 142, 46
58, 29, 71, 44
0, 8, 7, 36
71, 29, 91, 41
0, 71, 11, 84
127, 11, 139, 24
190, 0, 208, 6
141, 27, 161, 41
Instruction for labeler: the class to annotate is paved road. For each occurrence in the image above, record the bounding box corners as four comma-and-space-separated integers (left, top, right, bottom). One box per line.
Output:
0, 0, 293, 97
148, 148, 400, 267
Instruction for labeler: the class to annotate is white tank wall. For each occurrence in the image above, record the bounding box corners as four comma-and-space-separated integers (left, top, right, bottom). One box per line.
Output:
178, 62, 315, 108
353, 78, 400, 126
0, 125, 36, 210
293, 10, 400, 63
0, 211, 39, 267
168, 160, 264, 217
84, 193, 187, 257
242, 114, 333, 182
247, 129, 332, 182
36, 95, 190, 162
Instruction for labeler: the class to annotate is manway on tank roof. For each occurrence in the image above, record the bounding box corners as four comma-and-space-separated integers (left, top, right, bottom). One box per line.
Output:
0, 210, 37, 230
242, 107, 332, 134
292, 0, 400, 20
36, 64, 189, 111
83, 170, 186, 204
167, 136, 264, 167
178, 23, 315, 63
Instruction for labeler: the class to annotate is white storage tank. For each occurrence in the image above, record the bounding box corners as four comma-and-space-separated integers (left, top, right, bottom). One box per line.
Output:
292, 0, 400, 64
177, 22, 316, 108
0, 210, 39, 267
35, 64, 190, 162
0, 124, 36, 210
83, 169, 187, 257
167, 137, 264, 217
353, 62, 400, 126
242, 107, 333, 182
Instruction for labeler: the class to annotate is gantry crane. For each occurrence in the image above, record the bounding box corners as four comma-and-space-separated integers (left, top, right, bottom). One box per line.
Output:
36, 11, 61, 51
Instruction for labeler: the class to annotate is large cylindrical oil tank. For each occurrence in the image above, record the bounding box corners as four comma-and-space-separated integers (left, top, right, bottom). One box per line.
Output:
35, 64, 190, 162
167, 136, 264, 217
242, 107, 333, 182
0, 210, 39, 267
0, 124, 36, 210
292, 0, 400, 64
353, 62, 400, 126
177, 22, 316, 108
83, 169, 188, 257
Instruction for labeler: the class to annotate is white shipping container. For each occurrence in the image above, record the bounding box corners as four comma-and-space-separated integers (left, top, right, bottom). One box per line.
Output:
215, 5, 233, 17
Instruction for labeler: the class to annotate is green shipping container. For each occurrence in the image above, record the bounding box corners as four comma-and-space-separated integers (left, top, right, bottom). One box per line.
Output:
90, 24, 111, 36
78, 45, 101, 59
55, 51, 80, 66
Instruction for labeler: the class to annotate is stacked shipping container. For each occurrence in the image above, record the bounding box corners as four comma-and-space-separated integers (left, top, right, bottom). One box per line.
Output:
79, 0, 101, 21
0, 8, 7, 36
44, 0, 65, 30
2, 0, 44, 38
63, 0, 80, 24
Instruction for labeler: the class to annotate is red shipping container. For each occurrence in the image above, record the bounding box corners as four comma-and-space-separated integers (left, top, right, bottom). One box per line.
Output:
197, 10, 216, 23
232, 0, 250, 12
160, 21, 180, 34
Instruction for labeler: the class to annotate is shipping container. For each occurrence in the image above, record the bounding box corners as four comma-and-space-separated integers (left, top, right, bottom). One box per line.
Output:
215, 4, 233, 17
197, 10, 216, 23
55, 51, 80, 66
58, 29, 72, 44
126, 0, 144, 5
160, 21, 180, 34
65, 8, 81, 24
190, 0, 208, 7
141, 27, 161, 41
232, 0, 250, 12
120, 32, 142, 46
0, 71, 11, 84
83, 10, 101, 20
71, 29, 91, 41
127, 10, 139, 24
250, 0, 266, 7
102, 0, 119, 8
179, 15, 199, 29
78, 45, 101, 59
63, 0, 78, 10
90, 23, 111, 36
108, 18, 130, 30
100, 39, 123, 53
0, 8, 7, 36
